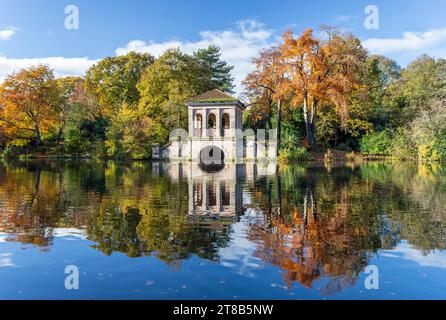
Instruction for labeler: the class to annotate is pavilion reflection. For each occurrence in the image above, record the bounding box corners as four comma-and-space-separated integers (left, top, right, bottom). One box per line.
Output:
158, 162, 277, 222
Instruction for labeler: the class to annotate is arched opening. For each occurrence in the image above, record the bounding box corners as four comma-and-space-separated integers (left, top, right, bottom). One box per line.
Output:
207, 182, 217, 208
207, 113, 216, 136
195, 114, 203, 137
221, 182, 230, 207
193, 181, 203, 207
199, 146, 225, 172
221, 113, 230, 137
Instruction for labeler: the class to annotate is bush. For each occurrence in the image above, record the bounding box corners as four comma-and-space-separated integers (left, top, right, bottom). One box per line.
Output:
410, 99, 446, 161
278, 147, 311, 164
418, 142, 441, 162
435, 140, 446, 159
418, 140, 446, 162
359, 130, 394, 154
391, 128, 418, 160
0, 146, 21, 159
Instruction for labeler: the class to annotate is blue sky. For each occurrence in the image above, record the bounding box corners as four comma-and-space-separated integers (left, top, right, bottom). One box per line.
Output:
1, 0, 446, 92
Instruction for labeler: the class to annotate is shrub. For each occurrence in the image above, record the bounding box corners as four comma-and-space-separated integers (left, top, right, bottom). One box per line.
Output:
278, 147, 311, 164
359, 130, 394, 154
391, 128, 418, 160
0, 146, 21, 159
418, 142, 441, 162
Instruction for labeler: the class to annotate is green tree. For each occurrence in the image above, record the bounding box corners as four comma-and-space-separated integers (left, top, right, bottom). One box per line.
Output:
363, 55, 401, 130
193, 45, 235, 93
106, 102, 167, 159
137, 49, 214, 141
84, 51, 155, 116
389, 55, 446, 125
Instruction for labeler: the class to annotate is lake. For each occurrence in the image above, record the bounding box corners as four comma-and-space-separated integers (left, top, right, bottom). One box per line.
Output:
0, 160, 445, 300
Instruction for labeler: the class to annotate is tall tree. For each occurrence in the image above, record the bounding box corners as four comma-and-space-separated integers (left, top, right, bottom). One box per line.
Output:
193, 45, 235, 93
280, 27, 367, 150
0, 65, 60, 146
388, 55, 446, 125
84, 51, 155, 116
362, 55, 401, 130
244, 46, 289, 149
55, 76, 84, 143
137, 49, 214, 140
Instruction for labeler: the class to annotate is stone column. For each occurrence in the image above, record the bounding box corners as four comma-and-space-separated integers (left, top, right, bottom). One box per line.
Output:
202, 182, 208, 212
216, 109, 222, 138
230, 109, 236, 137
216, 181, 222, 213
189, 179, 195, 212
229, 181, 236, 212
152, 161, 160, 176
152, 144, 160, 159
203, 109, 208, 138
189, 110, 194, 138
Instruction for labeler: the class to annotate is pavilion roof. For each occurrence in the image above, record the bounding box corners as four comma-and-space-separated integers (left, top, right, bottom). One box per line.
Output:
188, 89, 245, 109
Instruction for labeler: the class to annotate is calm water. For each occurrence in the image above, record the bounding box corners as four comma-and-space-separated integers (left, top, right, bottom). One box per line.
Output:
0, 160, 445, 300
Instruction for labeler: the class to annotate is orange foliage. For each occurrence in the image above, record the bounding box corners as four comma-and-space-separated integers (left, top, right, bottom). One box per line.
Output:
244, 26, 367, 150
0, 65, 61, 146
248, 188, 371, 294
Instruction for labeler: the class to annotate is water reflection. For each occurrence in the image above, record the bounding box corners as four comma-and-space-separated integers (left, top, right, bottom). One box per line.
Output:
0, 160, 446, 297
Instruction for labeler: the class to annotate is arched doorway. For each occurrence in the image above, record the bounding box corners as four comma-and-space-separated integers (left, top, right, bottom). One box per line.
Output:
199, 146, 225, 172
221, 113, 230, 137
207, 113, 217, 137
195, 114, 203, 137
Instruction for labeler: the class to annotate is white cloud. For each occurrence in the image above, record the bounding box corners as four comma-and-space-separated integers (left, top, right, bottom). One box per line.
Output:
52, 227, 87, 239
0, 253, 14, 268
0, 20, 275, 93
0, 56, 97, 81
0, 28, 15, 41
381, 241, 446, 269
364, 28, 446, 56
115, 19, 276, 94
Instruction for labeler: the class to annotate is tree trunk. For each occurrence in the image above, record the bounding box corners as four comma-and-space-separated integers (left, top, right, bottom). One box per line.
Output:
34, 123, 41, 147
307, 100, 317, 151
303, 97, 310, 144
267, 117, 273, 131
276, 172, 282, 219
277, 99, 282, 150
303, 98, 318, 151
303, 97, 315, 150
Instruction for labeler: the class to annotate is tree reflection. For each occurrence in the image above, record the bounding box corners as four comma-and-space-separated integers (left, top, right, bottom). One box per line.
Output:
248, 166, 391, 294
0, 160, 446, 291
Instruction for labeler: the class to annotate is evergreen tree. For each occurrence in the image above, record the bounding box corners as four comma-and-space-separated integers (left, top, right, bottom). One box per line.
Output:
194, 45, 235, 93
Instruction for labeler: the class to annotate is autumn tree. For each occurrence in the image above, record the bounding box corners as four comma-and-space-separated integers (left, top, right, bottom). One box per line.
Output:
0, 65, 60, 147
84, 51, 155, 116
0, 120, 8, 147
316, 55, 400, 148
280, 27, 367, 150
193, 45, 235, 93
244, 46, 289, 149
